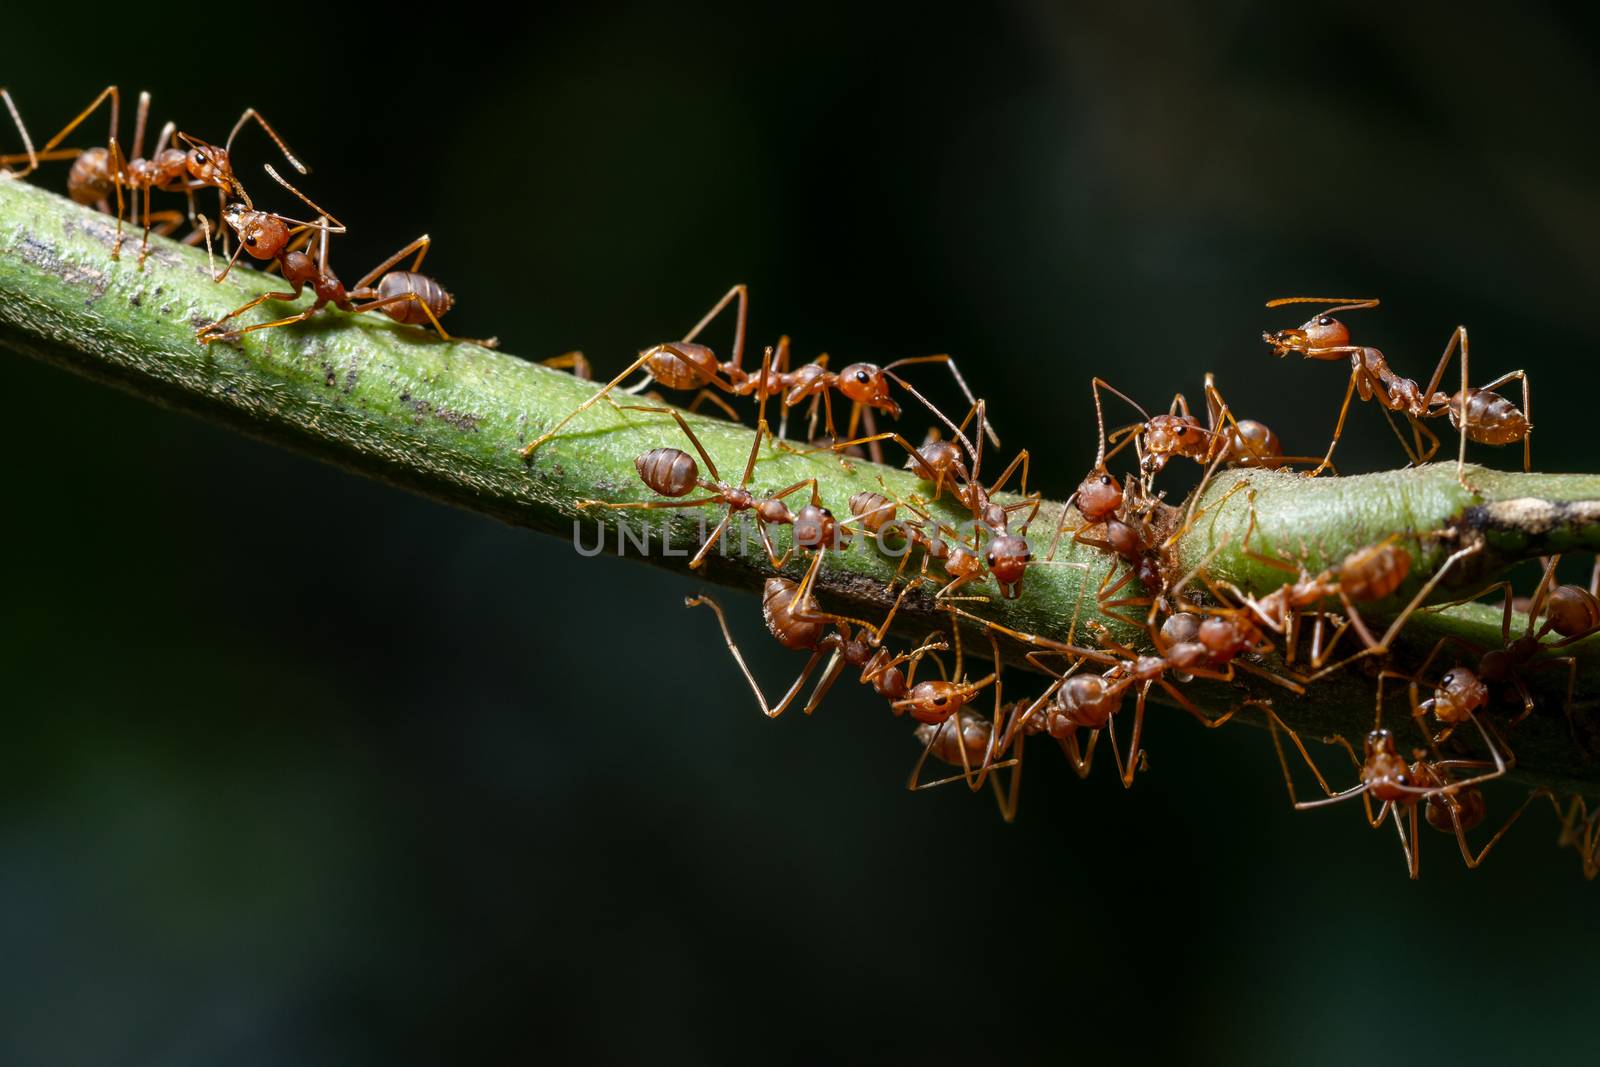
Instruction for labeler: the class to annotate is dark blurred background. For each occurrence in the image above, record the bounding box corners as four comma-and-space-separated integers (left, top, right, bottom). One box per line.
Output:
4, 2, 1599, 1063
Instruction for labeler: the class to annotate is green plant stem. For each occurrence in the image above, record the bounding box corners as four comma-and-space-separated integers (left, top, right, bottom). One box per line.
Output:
2, 176, 1598, 793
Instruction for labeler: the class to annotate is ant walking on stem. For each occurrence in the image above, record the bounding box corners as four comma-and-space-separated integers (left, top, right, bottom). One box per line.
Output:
1262, 297, 1531, 487
519, 284, 995, 460
0, 86, 306, 265
194, 168, 494, 348
576, 358, 849, 570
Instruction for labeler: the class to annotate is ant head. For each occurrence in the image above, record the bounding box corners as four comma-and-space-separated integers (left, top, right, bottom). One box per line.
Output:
899, 680, 967, 725
1074, 468, 1123, 523
1263, 297, 1373, 355
234, 210, 291, 260
838, 363, 897, 414
1143, 414, 1207, 467
1434, 667, 1488, 718
1363, 728, 1398, 757
984, 534, 1030, 597
180, 135, 234, 190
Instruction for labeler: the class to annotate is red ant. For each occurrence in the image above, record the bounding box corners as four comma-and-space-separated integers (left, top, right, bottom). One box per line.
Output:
1270, 718, 1529, 879
1553, 795, 1600, 880
686, 550, 950, 720
0, 86, 305, 265
950, 606, 1280, 789
1263, 297, 1531, 488
689, 550, 1008, 797
1404, 555, 1600, 743
910, 701, 1032, 820
575, 369, 848, 570
194, 173, 495, 348
1097, 374, 1331, 486
519, 284, 995, 460
1197, 494, 1484, 679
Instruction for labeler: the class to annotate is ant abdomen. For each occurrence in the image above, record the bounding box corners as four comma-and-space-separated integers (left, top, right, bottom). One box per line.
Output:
1338, 542, 1411, 602
67, 147, 112, 205
1223, 419, 1283, 467
375, 271, 453, 325
1543, 585, 1600, 638
915, 709, 993, 768
848, 491, 897, 533
1447, 389, 1528, 446
641, 342, 718, 390
635, 447, 699, 497
761, 577, 826, 651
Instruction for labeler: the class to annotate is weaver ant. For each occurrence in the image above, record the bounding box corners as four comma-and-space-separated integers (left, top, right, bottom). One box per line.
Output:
910, 701, 1031, 821
1553, 795, 1600, 880
1270, 718, 1529, 879
194, 172, 494, 348
0, 87, 305, 265
519, 284, 995, 460
1198, 493, 1483, 679
687, 550, 949, 720
1263, 297, 1531, 488
576, 365, 848, 570
1094, 375, 1329, 486
1405, 555, 1600, 744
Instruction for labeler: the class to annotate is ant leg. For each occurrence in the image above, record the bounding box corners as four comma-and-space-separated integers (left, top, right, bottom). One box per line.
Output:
540, 351, 592, 380
351, 235, 433, 291
883, 353, 999, 446
1109, 681, 1152, 789
1475, 368, 1533, 474
1306, 541, 1485, 681
1266, 713, 1363, 809
197, 287, 311, 342
1310, 367, 1362, 477
224, 108, 309, 175
0, 88, 40, 177
684, 593, 824, 719
1395, 804, 1421, 880
1451, 788, 1548, 870
141, 210, 187, 238
32, 85, 119, 161
679, 283, 748, 369
348, 290, 498, 348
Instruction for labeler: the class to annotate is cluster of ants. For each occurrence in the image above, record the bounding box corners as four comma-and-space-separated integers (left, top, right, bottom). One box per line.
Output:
1, 86, 498, 347
5, 88, 1595, 881
527, 283, 1594, 882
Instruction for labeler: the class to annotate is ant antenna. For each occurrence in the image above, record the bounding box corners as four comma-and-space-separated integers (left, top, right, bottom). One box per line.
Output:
225, 108, 309, 175
883, 371, 979, 464
262, 164, 346, 230
1264, 296, 1381, 316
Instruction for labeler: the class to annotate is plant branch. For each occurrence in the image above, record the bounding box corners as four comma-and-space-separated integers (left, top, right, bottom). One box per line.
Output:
2, 177, 1598, 793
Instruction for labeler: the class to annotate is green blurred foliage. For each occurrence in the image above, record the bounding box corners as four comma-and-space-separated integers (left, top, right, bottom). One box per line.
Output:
3, 2, 1600, 1063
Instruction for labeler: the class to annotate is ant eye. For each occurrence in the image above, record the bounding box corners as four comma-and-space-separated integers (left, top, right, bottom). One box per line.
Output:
854, 370, 870, 384
1442, 672, 1455, 685
934, 696, 947, 705
244, 234, 257, 246
1100, 475, 1111, 485
1317, 316, 1333, 326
